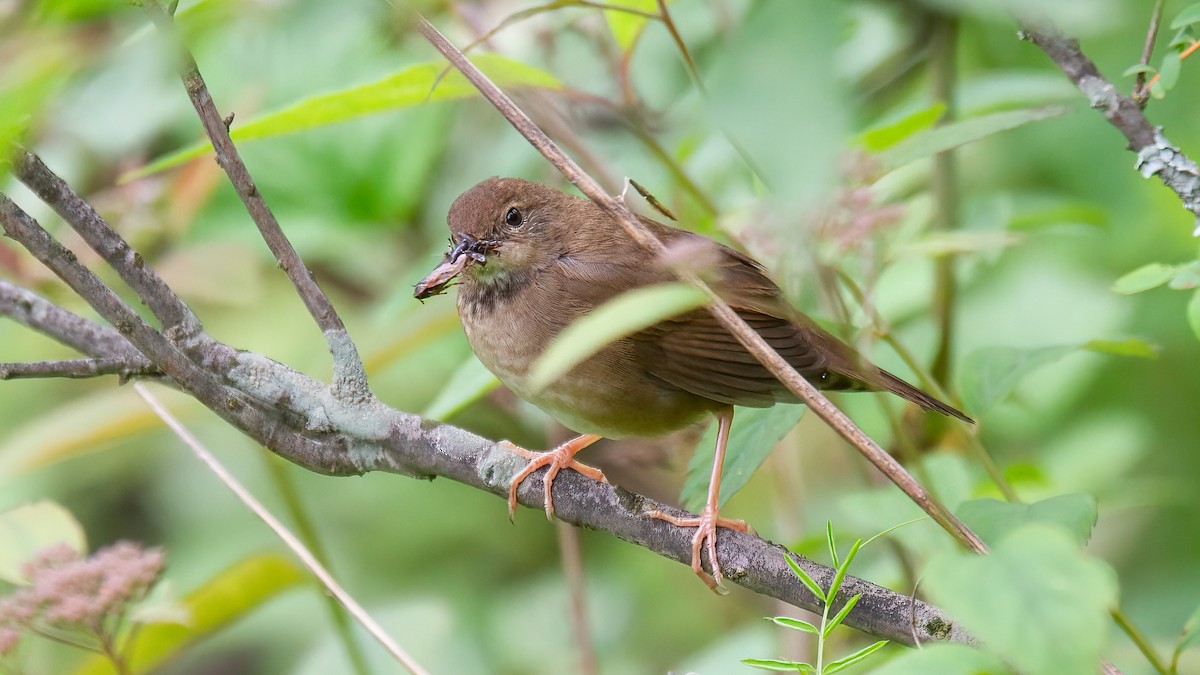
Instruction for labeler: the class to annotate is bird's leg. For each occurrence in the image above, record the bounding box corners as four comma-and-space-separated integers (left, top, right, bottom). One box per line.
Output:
646, 409, 749, 592
503, 433, 606, 521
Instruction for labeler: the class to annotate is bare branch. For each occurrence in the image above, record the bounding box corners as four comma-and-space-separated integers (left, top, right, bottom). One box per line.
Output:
0, 279, 142, 360
0, 193, 334, 467
1, 190, 969, 646
0, 357, 158, 380
200, 349, 974, 646
141, 0, 367, 393
11, 150, 202, 341
414, 15, 987, 554
1021, 25, 1200, 228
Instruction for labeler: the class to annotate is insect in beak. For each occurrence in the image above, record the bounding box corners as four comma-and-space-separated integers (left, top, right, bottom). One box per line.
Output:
413, 233, 499, 299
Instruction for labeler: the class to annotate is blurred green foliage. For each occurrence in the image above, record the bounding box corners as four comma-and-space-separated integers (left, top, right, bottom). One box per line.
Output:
3, 0, 1200, 673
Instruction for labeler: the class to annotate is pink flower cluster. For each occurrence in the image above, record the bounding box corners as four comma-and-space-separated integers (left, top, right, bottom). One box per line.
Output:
0, 541, 165, 657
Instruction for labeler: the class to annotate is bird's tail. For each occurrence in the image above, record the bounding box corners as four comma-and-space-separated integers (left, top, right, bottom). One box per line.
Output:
874, 368, 974, 424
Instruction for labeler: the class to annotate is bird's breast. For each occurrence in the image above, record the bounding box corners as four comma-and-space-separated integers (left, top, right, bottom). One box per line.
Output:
456, 279, 714, 439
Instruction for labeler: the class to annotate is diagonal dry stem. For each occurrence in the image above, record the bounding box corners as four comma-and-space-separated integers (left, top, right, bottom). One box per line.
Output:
134, 383, 429, 675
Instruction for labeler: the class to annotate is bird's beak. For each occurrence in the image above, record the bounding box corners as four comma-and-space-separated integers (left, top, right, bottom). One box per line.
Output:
413, 234, 496, 299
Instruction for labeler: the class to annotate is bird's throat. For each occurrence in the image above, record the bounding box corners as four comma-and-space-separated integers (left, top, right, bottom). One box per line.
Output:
460, 267, 530, 318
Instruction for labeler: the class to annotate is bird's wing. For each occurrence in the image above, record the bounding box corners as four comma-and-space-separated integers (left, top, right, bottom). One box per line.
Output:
551, 226, 873, 408
551, 223, 972, 421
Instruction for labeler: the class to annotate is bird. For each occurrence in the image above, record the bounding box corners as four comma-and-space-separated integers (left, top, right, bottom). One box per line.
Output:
414, 176, 972, 590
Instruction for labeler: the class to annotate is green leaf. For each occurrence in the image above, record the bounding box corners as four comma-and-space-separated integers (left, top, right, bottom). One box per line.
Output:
1082, 338, 1159, 360
73, 553, 306, 675
824, 593, 861, 635
1188, 289, 1200, 342
824, 639, 889, 673
1112, 262, 1177, 294
878, 106, 1067, 170
741, 658, 815, 673
1122, 63, 1157, 78
1169, 26, 1195, 50
1159, 52, 1182, 91
923, 524, 1118, 675
422, 355, 500, 421
1169, 261, 1200, 289
957, 494, 1098, 546
605, 0, 659, 52
680, 403, 806, 510
826, 522, 839, 568
827, 539, 862, 603
0, 501, 87, 584
958, 345, 1076, 413
858, 102, 946, 152
124, 54, 562, 181
767, 616, 819, 634
785, 553, 826, 604
870, 643, 1011, 675
527, 282, 708, 391
1170, 3, 1200, 29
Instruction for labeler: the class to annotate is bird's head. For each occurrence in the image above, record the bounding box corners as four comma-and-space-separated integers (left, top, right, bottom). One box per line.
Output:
414, 177, 568, 299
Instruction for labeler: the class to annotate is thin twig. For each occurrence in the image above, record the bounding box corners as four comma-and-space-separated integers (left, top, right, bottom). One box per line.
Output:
0, 193, 335, 466
0, 196, 213, 392
647, 0, 765, 182
415, 15, 987, 555
0, 280, 143, 360
0, 357, 159, 380
1133, 0, 1166, 102
1021, 25, 1200, 227
1141, 38, 1200, 96
263, 456, 375, 675
11, 151, 202, 341
836, 271, 1018, 503
142, 0, 367, 393
622, 117, 718, 216
133, 382, 430, 675
459, 0, 660, 57
928, 15, 959, 388
655, 0, 701, 91
556, 522, 598, 675
1111, 608, 1170, 675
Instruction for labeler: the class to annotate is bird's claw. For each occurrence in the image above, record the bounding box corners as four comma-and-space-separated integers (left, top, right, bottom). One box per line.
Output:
502, 437, 606, 522
646, 506, 749, 593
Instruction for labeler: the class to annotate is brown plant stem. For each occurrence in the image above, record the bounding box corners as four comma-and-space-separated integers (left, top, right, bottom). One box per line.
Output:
928, 14, 959, 388
556, 522, 599, 675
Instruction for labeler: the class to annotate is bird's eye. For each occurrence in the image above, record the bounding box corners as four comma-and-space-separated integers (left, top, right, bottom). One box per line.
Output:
504, 207, 523, 229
